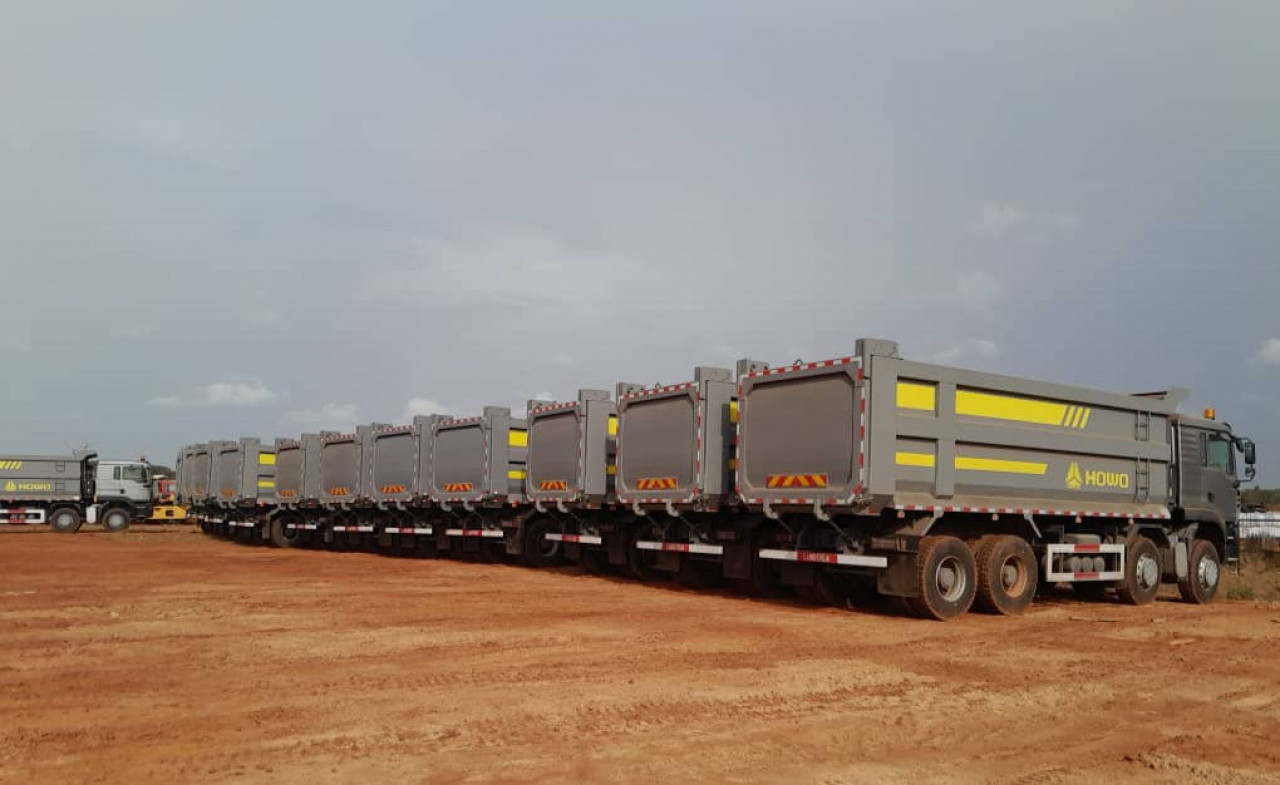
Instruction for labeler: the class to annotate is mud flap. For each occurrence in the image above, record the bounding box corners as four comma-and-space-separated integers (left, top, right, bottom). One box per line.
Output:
876, 553, 919, 598
607, 531, 629, 568
378, 529, 394, 549
722, 538, 753, 581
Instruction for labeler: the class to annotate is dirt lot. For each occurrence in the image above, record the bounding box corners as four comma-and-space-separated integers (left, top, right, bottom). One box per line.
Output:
2, 527, 1279, 785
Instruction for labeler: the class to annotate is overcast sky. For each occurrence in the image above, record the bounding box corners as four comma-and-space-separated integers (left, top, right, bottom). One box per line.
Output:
1, 2, 1277, 483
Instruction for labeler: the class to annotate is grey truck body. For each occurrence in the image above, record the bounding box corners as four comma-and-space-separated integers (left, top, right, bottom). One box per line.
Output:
525, 390, 615, 508
208, 438, 277, 508
0, 453, 95, 504
431, 407, 527, 507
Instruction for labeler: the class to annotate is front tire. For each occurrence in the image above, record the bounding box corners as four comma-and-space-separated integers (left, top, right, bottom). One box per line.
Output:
522, 518, 563, 567
49, 507, 83, 533
1117, 536, 1161, 606
1178, 539, 1221, 604
270, 517, 304, 549
101, 507, 131, 533
908, 535, 977, 621
973, 535, 1038, 616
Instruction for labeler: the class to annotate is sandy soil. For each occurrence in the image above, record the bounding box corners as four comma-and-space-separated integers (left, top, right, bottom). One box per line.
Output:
2, 526, 1279, 785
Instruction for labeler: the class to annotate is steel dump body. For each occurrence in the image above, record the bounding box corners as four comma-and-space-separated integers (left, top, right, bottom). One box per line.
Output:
431, 408, 527, 506
274, 438, 304, 503
737, 339, 1175, 518
320, 425, 380, 505
0, 454, 93, 503
210, 438, 277, 507
525, 391, 615, 507
187, 443, 220, 505
616, 368, 735, 508
369, 421, 426, 504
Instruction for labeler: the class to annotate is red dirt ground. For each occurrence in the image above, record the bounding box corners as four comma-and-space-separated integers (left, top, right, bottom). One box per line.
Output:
2, 526, 1279, 784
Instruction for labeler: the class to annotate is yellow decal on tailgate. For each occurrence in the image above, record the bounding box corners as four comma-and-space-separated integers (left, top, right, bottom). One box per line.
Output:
258, 453, 276, 466
508, 430, 528, 448
896, 383, 937, 412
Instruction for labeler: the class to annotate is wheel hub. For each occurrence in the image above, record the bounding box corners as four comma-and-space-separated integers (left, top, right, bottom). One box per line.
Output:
935, 555, 967, 602
1136, 553, 1159, 590
1198, 557, 1219, 590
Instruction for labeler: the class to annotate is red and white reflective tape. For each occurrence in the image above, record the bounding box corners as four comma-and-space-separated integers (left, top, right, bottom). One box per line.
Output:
444, 528, 505, 538
545, 533, 603, 545
897, 504, 1171, 520
529, 401, 578, 415
333, 525, 374, 533
618, 382, 695, 401
285, 523, 319, 530
0, 508, 45, 524
635, 540, 723, 556
228, 521, 257, 528
758, 548, 888, 568
384, 526, 433, 535
744, 356, 859, 379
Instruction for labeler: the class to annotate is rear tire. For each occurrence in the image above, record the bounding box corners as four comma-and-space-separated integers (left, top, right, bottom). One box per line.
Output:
522, 519, 562, 567
1117, 536, 1161, 606
49, 507, 83, 533
270, 517, 303, 548
101, 507, 131, 533
907, 535, 977, 621
1178, 539, 1221, 604
973, 535, 1038, 616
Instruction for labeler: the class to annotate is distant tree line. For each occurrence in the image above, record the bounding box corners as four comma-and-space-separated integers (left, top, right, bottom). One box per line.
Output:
1241, 488, 1280, 510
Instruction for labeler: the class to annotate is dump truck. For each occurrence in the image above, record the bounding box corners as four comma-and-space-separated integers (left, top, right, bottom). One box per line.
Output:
525, 390, 617, 569
368, 415, 446, 554
634, 337, 1256, 618
266, 433, 323, 547
317, 425, 389, 548
196, 438, 277, 539
0, 451, 154, 532
428, 407, 536, 561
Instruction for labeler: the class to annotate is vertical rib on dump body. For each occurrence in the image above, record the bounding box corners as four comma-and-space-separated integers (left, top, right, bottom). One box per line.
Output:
431, 407, 527, 506
525, 390, 615, 508
736, 338, 1176, 519
615, 367, 736, 510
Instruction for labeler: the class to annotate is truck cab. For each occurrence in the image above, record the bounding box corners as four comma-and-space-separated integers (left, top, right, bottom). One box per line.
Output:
95, 460, 156, 530
1173, 412, 1257, 562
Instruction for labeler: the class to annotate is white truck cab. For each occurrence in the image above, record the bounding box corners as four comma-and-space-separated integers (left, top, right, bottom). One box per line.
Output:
95, 460, 155, 531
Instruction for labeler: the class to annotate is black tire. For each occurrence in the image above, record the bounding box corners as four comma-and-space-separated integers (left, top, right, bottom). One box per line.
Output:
1117, 536, 1161, 606
625, 526, 666, 581
49, 507, 83, 534
907, 535, 977, 621
522, 519, 563, 567
269, 517, 304, 549
973, 535, 1038, 616
1178, 539, 1221, 604
731, 530, 788, 598
101, 507, 131, 533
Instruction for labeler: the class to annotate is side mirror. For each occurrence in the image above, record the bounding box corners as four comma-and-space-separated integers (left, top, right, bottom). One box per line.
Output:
1244, 441, 1257, 466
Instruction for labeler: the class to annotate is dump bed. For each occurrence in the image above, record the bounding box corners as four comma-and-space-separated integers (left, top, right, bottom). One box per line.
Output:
320, 425, 384, 504
368, 416, 443, 504
736, 338, 1175, 519
274, 437, 305, 503
615, 368, 736, 508
430, 407, 527, 506
525, 390, 615, 507
185, 444, 214, 503
211, 438, 277, 506
0, 453, 94, 503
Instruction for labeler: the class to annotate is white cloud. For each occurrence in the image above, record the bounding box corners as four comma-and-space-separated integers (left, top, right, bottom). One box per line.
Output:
1253, 338, 1280, 367
149, 381, 278, 407
283, 403, 361, 432
968, 202, 1079, 243
956, 269, 1003, 314
932, 339, 1001, 366
401, 397, 452, 421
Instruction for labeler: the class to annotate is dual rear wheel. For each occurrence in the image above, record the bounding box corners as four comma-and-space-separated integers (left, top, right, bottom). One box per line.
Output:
909, 534, 1038, 621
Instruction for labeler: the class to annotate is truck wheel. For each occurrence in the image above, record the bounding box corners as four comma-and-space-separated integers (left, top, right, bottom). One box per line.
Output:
50, 508, 83, 533
522, 518, 562, 567
101, 508, 131, 533
1178, 539, 1221, 604
270, 518, 303, 549
973, 535, 1038, 616
1117, 536, 1161, 606
907, 535, 977, 621
625, 526, 666, 582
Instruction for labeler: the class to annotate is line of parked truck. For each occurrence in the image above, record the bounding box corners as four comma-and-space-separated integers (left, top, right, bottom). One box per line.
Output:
178, 337, 1257, 620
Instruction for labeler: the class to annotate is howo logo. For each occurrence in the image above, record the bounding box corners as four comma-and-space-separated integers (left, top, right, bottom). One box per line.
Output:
1066, 462, 1130, 490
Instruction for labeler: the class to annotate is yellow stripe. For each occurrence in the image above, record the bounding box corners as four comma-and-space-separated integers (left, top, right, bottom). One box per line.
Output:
1079, 408, 1092, 429
729, 401, 739, 423
507, 469, 526, 480
607, 464, 617, 475
1061, 406, 1074, 427
955, 456, 1047, 476
258, 453, 276, 466
608, 416, 618, 437
897, 382, 937, 412
956, 390, 1068, 427
508, 430, 528, 447
257, 480, 276, 488
896, 451, 937, 468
